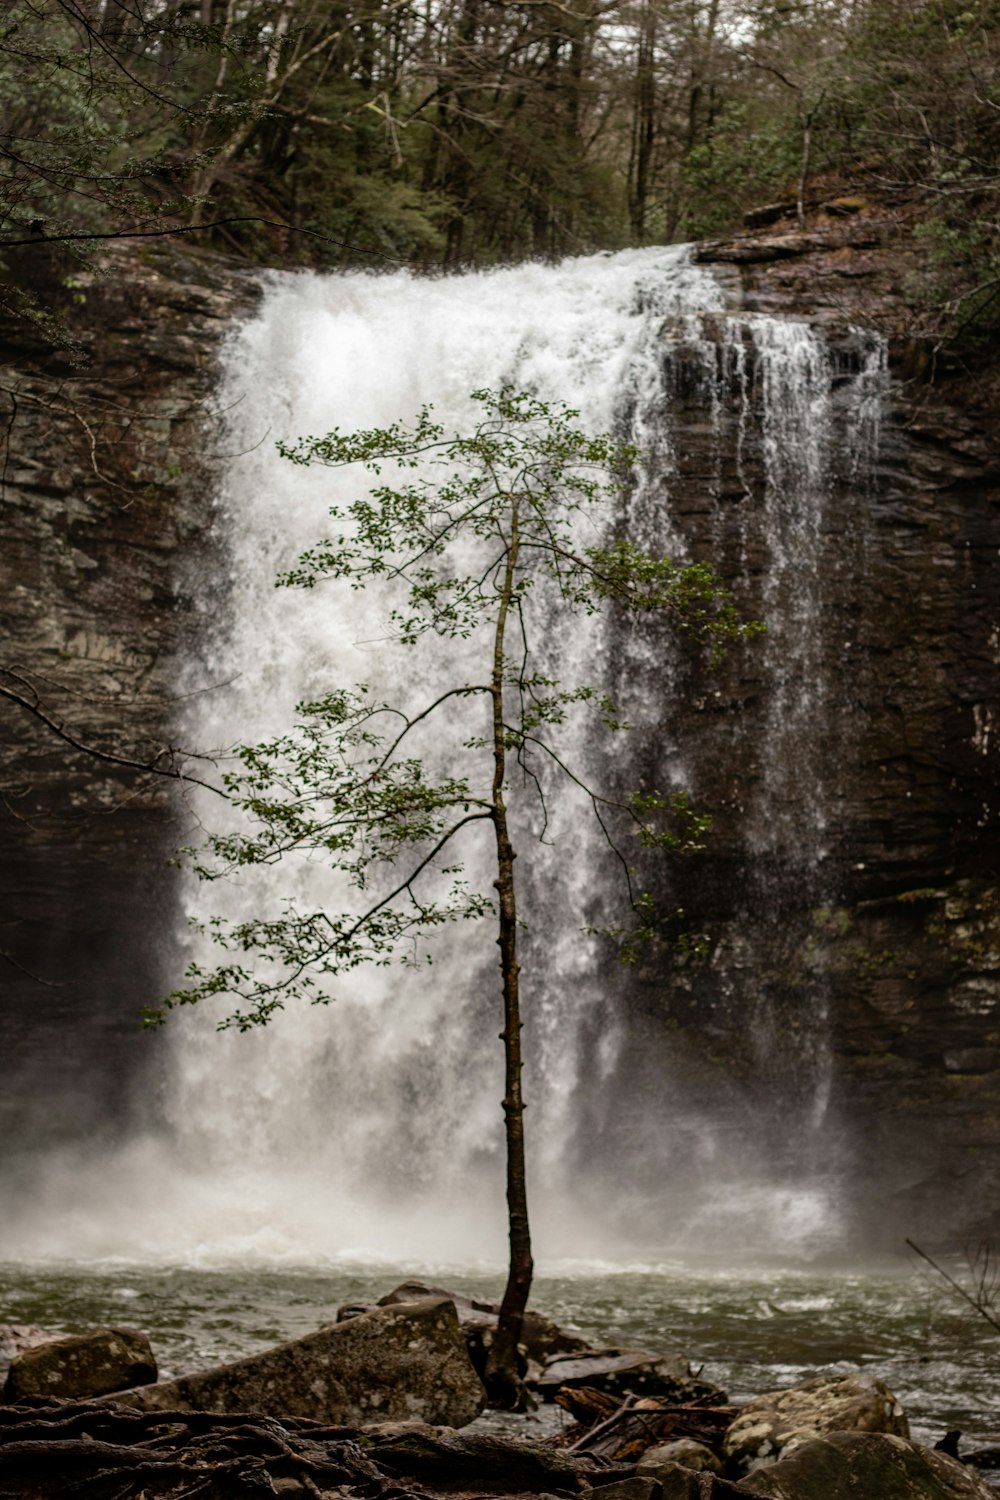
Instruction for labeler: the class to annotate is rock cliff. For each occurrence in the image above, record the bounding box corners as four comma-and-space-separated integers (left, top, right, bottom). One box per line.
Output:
1, 220, 997, 1248
0, 243, 259, 1149
581, 214, 1000, 1248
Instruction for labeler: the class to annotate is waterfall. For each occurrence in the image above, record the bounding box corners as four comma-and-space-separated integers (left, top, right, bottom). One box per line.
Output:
2, 248, 888, 1265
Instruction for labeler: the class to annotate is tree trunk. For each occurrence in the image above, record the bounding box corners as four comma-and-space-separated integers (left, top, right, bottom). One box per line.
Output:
627, 0, 656, 242
482, 499, 533, 1410
796, 112, 812, 228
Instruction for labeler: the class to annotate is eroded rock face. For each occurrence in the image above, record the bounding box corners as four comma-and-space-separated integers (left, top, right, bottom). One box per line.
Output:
0, 242, 261, 1166
722, 1372, 909, 1474
106, 1298, 485, 1428
567, 215, 1000, 1250
2, 1327, 156, 1401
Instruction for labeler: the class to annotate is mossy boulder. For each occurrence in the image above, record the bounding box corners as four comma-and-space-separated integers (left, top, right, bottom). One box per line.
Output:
2, 1328, 156, 1401
368, 1280, 590, 1376
103, 1297, 484, 1428
723, 1372, 908, 1473
741, 1430, 995, 1499
638, 1439, 723, 1478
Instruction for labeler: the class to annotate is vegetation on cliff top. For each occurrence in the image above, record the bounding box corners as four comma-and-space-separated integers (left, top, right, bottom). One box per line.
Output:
1, 0, 998, 353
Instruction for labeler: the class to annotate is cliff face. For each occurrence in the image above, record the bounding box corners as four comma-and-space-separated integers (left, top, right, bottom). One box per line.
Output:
731, 222, 998, 1246
0, 244, 260, 1148
2, 225, 997, 1249
584, 219, 1000, 1249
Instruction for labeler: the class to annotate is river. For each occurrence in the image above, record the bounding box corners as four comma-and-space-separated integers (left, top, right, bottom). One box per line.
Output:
2, 1257, 998, 1462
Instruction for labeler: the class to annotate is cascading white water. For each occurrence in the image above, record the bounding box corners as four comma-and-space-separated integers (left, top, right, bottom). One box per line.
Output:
1, 248, 889, 1265
159, 247, 731, 1266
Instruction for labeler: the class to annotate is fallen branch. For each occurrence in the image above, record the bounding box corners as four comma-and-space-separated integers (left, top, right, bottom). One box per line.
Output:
568, 1394, 640, 1453
561, 1388, 736, 1463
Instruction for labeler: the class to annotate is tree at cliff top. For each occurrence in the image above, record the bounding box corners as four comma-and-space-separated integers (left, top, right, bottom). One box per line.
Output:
148, 387, 757, 1406
0, 0, 207, 343
3, 0, 999, 302
678, 0, 1000, 348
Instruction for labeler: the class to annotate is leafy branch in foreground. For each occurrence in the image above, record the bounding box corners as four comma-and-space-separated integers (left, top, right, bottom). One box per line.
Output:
151, 385, 760, 1406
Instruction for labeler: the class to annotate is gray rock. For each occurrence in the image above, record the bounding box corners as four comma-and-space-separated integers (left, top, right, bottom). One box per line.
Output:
104, 1297, 484, 1427
655, 1474, 748, 1500
589, 1479, 661, 1500
0, 1325, 64, 1382
741, 1430, 996, 1499
638, 1440, 722, 1478
537, 1347, 722, 1404
2, 1327, 156, 1402
723, 1372, 908, 1473
373, 1281, 589, 1371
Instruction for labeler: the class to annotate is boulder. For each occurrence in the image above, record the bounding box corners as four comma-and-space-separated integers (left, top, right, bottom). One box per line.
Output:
640, 1434, 996, 1500
104, 1297, 484, 1427
536, 1347, 723, 1404
589, 1480, 660, 1500
638, 1440, 723, 1478
0, 1326, 63, 1382
654, 1471, 747, 1499
723, 1371, 908, 1472
371, 1282, 589, 1372
965, 1444, 1000, 1470
740, 1430, 996, 1500
2, 1328, 156, 1402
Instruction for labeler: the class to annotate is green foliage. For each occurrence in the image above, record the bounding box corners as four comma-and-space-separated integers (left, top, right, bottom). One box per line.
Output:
3, 0, 999, 333
911, 218, 1000, 345
149, 387, 757, 1031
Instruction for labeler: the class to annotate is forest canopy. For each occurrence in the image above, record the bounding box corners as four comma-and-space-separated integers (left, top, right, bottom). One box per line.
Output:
2, 0, 998, 341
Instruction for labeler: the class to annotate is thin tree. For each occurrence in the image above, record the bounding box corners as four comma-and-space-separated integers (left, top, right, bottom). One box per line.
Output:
149, 386, 758, 1406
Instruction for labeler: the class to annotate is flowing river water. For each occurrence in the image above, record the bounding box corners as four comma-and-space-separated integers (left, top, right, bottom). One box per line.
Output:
1, 1259, 999, 1459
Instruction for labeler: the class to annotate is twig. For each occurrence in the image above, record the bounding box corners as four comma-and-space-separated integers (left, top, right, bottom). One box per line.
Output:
907, 1237, 1000, 1336
0, 673, 226, 798
0, 948, 65, 988
569, 1395, 639, 1454
0, 215, 403, 262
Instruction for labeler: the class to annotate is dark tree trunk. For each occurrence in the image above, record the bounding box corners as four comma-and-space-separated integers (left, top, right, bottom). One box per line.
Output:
482, 499, 533, 1409
628, 0, 656, 242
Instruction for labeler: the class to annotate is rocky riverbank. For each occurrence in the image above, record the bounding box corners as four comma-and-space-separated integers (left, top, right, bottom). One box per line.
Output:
3, 1284, 999, 1499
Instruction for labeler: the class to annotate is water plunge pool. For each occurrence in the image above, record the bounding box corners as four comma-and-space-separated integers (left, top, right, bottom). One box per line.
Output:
2, 1259, 997, 1461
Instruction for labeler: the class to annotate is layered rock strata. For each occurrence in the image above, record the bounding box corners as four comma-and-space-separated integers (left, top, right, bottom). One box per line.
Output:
2, 217, 998, 1246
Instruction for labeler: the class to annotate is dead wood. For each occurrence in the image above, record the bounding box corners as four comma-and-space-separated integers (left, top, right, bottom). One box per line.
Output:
555, 1385, 619, 1426
554, 1387, 737, 1465
0, 1398, 604, 1500
370, 1428, 588, 1492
